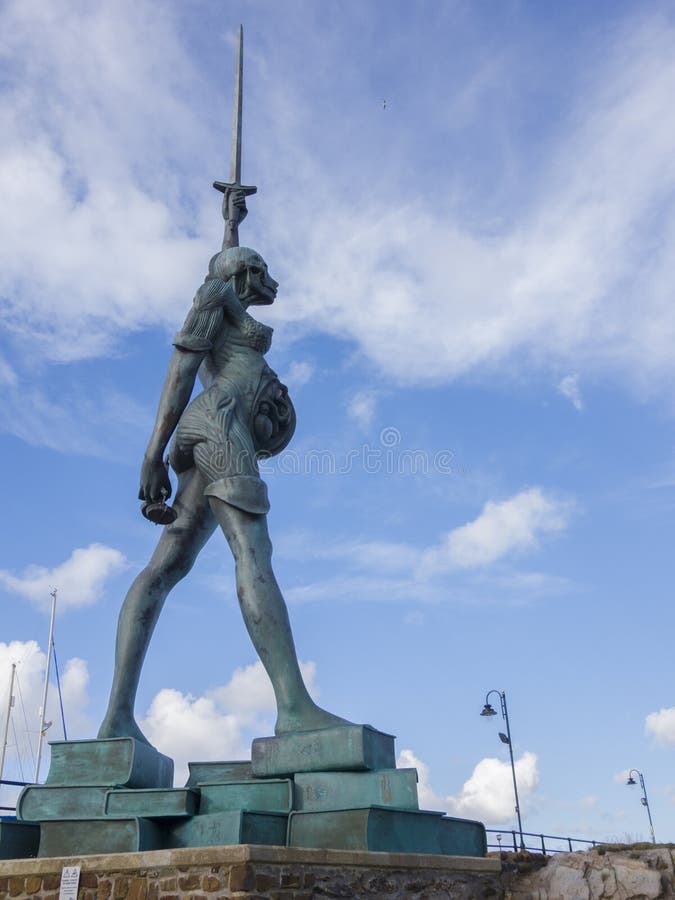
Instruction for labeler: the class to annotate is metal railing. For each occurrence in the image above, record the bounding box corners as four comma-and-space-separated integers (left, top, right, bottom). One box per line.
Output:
487, 828, 600, 855
0, 778, 30, 813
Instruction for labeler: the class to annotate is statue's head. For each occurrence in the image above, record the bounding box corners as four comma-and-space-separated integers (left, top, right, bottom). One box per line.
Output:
209, 246, 278, 306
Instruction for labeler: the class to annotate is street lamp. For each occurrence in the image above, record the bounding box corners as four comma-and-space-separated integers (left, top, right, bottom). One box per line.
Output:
626, 769, 655, 844
481, 689, 525, 849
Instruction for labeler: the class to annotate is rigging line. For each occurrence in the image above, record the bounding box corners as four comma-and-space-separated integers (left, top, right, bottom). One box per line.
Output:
14, 670, 36, 769
51, 640, 67, 740
10, 715, 25, 783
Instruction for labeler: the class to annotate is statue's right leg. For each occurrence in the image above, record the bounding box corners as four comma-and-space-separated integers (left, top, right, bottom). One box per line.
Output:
98, 467, 216, 745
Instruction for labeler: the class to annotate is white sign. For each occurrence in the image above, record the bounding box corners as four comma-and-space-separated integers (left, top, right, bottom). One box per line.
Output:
59, 866, 80, 900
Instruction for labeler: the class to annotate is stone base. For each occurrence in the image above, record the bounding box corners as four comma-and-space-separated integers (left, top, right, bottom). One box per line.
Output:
251, 725, 395, 776
0, 843, 501, 900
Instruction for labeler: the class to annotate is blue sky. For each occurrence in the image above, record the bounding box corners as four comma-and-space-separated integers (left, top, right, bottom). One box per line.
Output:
2, 0, 675, 845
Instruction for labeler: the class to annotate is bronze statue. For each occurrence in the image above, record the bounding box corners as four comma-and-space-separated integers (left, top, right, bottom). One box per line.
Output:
98, 30, 348, 746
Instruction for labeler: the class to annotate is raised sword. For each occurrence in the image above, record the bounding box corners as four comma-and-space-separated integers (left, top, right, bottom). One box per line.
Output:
213, 24, 257, 249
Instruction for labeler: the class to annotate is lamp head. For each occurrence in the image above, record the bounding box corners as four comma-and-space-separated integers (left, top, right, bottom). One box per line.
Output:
626, 775, 637, 786
480, 703, 497, 717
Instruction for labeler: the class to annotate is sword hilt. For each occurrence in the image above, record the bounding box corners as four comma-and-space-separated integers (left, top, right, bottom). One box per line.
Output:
213, 181, 257, 197
214, 181, 257, 249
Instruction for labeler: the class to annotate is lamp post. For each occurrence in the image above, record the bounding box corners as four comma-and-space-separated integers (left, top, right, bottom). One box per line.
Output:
481, 689, 525, 849
626, 769, 655, 844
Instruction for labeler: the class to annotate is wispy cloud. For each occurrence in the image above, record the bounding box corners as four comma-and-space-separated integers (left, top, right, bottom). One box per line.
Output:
2, 5, 674, 403
0, 380, 151, 458
346, 390, 379, 429
263, 13, 675, 398
558, 374, 584, 411
282, 360, 314, 390
276, 487, 573, 605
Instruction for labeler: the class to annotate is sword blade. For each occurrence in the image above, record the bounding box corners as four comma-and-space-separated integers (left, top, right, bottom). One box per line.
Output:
230, 24, 243, 184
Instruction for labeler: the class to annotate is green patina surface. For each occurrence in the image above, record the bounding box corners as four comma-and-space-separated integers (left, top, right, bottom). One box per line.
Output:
0, 819, 39, 860
166, 811, 287, 849
252, 725, 396, 777
8, 736, 487, 859
17, 786, 110, 821
104, 788, 198, 818
293, 768, 419, 812
46, 738, 173, 788
198, 779, 293, 814
288, 807, 487, 856
38, 818, 164, 857
186, 760, 254, 785
440, 816, 489, 857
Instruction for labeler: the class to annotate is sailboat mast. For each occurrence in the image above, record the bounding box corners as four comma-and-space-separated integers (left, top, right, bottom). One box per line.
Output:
0, 662, 17, 783
34, 589, 56, 783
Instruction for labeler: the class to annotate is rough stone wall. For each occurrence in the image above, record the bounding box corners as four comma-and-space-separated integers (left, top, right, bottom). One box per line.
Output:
0, 863, 502, 899
0, 852, 502, 900
9, 845, 675, 899
502, 845, 675, 899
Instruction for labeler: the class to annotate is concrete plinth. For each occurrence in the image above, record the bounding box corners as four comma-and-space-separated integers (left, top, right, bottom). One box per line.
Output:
0, 843, 501, 900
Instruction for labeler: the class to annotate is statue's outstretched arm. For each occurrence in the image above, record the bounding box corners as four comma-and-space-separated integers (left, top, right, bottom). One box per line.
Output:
139, 348, 205, 504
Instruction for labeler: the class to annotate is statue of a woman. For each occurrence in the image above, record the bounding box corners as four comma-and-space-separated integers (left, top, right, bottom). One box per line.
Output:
98, 190, 348, 746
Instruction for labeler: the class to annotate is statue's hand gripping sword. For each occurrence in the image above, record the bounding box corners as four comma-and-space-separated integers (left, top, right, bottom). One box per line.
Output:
213, 25, 256, 250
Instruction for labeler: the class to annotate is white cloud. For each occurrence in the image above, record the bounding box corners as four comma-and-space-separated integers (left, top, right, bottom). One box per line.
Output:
266, 14, 675, 399
446, 753, 539, 823
0, 641, 92, 805
346, 390, 378, 429
0, 544, 126, 610
59, 658, 92, 738
277, 493, 572, 607
558, 374, 584, 411
397, 749, 445, 811
0, 0, 213, 361
140, 659, 319, 784
645, 707, 675, 745
613, 769, 632, 785
0, 382, 150, 458
397, 748, 539, 825
282, 360, 314, 390
420, 488, 572, 573
0, 355, 17, 387
1, 4, 674, 405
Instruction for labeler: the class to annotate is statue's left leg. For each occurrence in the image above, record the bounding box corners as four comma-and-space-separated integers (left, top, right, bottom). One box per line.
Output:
207, 497, 351, 734
98, 467, 216, 744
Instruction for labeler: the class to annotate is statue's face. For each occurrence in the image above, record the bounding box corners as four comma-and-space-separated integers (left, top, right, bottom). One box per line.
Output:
211, 247, 279, 306
239, 254, 279, 306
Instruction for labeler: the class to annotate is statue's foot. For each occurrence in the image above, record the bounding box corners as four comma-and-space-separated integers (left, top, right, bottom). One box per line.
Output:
275, 701, 353, 735
97, 710, 152, 746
